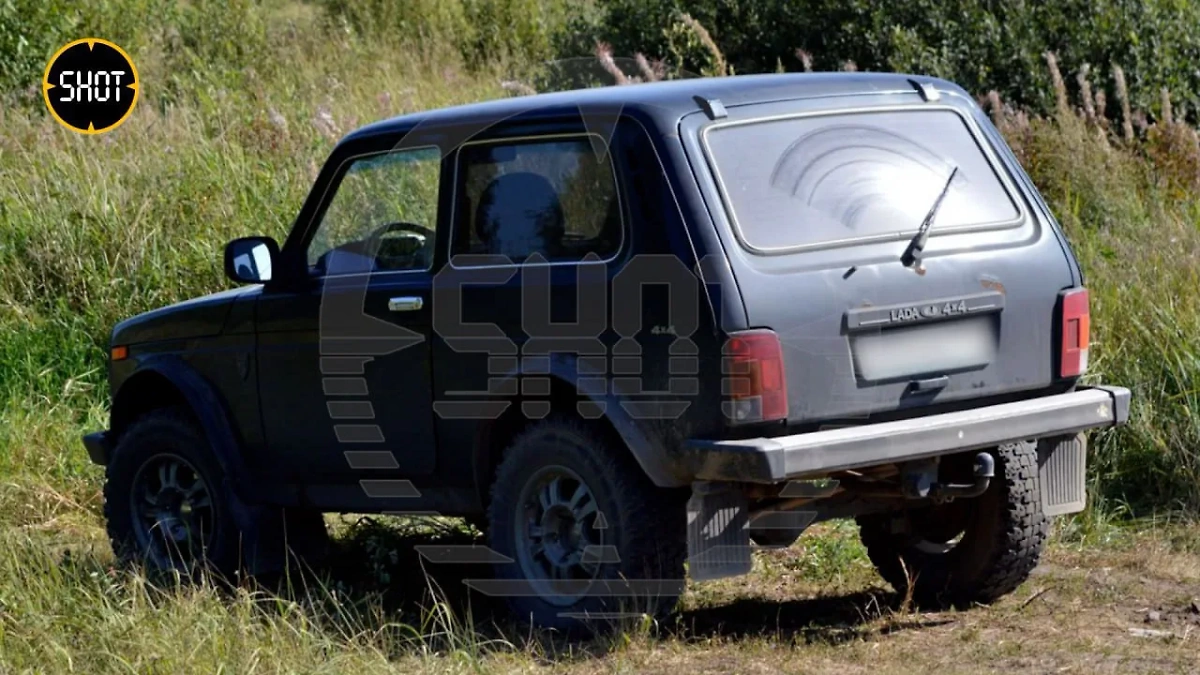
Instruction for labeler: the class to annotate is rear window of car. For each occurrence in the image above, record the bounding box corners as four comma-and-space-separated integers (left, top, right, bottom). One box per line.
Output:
702, 108, 1020, 253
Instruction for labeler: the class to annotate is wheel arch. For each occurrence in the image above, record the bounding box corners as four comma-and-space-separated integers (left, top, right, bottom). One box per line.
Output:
110, 355, 254, 499
470, 356, 691, 509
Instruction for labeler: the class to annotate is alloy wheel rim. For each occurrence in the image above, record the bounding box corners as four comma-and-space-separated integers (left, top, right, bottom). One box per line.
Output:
514, 465, 605, 607
129, 453, 216, 569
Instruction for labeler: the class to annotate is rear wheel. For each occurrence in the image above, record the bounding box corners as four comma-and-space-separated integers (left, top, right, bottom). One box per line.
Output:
856, 441, 1048, 607
487, 418, 687, 631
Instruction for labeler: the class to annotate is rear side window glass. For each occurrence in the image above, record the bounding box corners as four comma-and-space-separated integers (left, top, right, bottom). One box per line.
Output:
451, 136, 621, 265
703, 109, 1020, 252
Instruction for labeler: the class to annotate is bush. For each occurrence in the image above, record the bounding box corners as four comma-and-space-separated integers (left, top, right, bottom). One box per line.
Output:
574, 0, 1200, 122
0, 0, 78, 96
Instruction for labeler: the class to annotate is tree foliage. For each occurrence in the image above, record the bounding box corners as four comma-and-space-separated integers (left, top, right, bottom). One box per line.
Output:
579, 0, 1200, 121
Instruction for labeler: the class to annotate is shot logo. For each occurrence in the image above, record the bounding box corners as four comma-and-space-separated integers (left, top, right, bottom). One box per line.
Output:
42, 39, 139, 134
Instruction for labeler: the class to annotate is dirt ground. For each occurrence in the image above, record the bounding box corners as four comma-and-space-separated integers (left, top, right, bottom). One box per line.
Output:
502, 520, 1200, 675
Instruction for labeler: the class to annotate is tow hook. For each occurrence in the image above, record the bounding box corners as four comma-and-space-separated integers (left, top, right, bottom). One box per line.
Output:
901, 452, 996, 503
930, 452, 995, 502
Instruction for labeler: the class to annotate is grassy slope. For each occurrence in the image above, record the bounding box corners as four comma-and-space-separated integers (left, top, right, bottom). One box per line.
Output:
0, 2, 510, 511
1, 2, 1196, 518
2, 1, 1200, 671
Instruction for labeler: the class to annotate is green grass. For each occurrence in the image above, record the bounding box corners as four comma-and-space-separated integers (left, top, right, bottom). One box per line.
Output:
0, 1, 514, 508
1007, 106, 1200, 512
2, 0, 1198, 518
2, 1, 1200, 671
0, 1, 1196, 516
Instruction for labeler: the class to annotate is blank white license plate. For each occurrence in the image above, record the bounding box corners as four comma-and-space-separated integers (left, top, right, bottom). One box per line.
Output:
850, 315, 997, 382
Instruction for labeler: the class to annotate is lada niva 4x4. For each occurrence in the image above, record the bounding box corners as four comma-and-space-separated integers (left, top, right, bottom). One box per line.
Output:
83, 73, 1130, 629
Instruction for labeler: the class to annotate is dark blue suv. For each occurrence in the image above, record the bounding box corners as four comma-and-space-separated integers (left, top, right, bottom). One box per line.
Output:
83, 73, 1129, 629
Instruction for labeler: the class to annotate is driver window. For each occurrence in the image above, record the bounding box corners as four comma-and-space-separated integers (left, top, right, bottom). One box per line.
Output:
308, 147, 441, 275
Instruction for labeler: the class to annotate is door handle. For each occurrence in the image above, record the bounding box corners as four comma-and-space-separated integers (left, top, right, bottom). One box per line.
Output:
388, 296, 424, 312
909, 375, 949, 393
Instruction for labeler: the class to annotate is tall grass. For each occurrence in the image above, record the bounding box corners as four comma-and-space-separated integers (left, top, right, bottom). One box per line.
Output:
0, 0, 1196, 527
1, 3, 1200, 669
982, 56, 1200, 513
0, 525, 534, 673
0, 1, 512, 503
0, 8, 532, 666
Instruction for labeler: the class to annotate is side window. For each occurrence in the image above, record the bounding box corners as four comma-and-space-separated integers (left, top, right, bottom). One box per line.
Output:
451, 136, 622, 265
308, 147, 441, 275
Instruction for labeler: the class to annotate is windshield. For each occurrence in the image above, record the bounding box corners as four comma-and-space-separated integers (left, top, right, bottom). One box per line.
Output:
702, 109, 1020, 253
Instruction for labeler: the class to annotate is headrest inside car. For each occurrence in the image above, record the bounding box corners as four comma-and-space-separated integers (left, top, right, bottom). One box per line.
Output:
474, 171, 565, 261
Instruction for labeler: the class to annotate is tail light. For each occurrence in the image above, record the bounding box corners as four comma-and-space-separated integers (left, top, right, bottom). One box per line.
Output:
723, 329, 788, 423
1059, 288, 1090, 378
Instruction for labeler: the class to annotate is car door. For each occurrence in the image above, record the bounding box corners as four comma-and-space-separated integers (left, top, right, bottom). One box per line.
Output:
252, 143, 445, 501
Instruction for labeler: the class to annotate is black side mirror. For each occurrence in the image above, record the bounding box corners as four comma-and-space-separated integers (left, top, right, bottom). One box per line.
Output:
224, 236, 280, 284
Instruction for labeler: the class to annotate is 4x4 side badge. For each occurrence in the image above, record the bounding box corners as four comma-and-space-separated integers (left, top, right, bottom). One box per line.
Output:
42, 38, 139, 134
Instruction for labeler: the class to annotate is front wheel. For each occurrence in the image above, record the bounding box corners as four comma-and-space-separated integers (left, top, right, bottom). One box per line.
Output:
104, 407, 328, 577
857, 441, 1048, 607
487, 418, 687, 631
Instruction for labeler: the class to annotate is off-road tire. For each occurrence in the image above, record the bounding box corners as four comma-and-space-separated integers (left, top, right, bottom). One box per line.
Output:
856, 441, 1048, 607
487, 417, 688, 632
105, 407, 328, 578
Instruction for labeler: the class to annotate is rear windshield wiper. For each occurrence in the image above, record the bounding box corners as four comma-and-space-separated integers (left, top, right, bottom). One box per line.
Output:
901, 166, 958, 270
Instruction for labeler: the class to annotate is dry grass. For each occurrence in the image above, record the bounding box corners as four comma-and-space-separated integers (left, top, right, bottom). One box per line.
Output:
674, 12, 726, 77
3, 4, 1200, 672
4, 512, 1198, 674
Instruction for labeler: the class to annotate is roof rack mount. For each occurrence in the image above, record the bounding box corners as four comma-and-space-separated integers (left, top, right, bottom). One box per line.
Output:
908, 79, 940, 102
693, 96, 728, 120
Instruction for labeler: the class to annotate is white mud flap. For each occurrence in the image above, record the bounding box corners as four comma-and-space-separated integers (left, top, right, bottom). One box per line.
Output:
1037, 433, 1088, 516
686, 482, 751, 582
